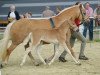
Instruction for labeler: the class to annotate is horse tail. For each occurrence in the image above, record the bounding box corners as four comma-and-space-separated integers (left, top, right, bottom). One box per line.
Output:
0, 20, 16, 61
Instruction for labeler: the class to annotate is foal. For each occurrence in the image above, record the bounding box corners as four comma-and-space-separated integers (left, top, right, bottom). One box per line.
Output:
20, 20, 80, 66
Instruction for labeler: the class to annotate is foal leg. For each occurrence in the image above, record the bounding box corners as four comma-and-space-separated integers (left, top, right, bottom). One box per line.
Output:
23, 43, 46, 66
36, 43, 46, 65
48, 44, 59, 65
45, 44, 56, 63
66, 41, 81, 65
66, 41, 76, 58
62, 42, 80, 65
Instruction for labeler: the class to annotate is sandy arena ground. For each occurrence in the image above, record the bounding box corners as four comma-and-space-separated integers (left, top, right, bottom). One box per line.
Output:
0, 42, 100, 75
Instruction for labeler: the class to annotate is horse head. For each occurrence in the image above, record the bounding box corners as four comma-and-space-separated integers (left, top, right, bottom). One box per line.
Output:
54, 4, 89, 25
77, 4, 89, 23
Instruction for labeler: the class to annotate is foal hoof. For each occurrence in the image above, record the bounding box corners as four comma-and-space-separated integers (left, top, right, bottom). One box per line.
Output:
44, 59, 50, 63
34, 62, 40, 66
47, 63, 51, 66
76, 63, 81, 66
20, 63, 23, 67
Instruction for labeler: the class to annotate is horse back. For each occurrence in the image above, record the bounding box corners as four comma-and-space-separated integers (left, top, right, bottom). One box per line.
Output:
10, 18, 55, 44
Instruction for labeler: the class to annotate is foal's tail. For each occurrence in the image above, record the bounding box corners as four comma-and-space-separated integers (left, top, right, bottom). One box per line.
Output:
0, 20, 16, 61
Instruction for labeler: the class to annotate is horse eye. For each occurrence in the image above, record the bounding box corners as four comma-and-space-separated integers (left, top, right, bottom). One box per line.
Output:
83, 13, 86, 15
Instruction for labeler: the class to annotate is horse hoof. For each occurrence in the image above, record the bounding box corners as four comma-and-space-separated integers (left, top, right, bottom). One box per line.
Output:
35, 63, 40, 66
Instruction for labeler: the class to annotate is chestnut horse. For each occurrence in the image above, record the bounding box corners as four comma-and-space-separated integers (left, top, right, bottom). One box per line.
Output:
20, 20, 80, 66
0, 4, 87, 68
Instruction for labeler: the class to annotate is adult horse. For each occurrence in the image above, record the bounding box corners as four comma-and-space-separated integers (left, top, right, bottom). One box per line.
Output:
0, 4, 88, 68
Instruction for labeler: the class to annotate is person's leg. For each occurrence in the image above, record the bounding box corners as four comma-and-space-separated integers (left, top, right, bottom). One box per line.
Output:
89, 19, 93, 41
95, 18, 98, 27
83, 22, 88, 38
74, 31, 88, 60
98, 20, 100, 26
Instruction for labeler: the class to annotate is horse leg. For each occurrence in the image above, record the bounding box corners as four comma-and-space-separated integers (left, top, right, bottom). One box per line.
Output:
20, 46, 32, 66
21, 37, 35, 66
24, 39, 34, 63
24, 40, 30, 50
25, 35, 46, 66
61, 42, 81, 65
48, 44, 59, 65
2, 43, 18, 65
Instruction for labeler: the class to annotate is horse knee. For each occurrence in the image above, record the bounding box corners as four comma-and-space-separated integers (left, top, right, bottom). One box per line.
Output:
7, 49, 12, 55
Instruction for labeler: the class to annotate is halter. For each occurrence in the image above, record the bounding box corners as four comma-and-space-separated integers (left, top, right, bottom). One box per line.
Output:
78, 5, 86, 25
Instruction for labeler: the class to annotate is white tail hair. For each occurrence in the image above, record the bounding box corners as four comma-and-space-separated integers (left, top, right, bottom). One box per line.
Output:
0, 20, 16, 60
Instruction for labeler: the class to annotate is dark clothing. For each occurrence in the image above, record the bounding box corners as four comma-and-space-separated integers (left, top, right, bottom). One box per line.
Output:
96, 8, 100, 15
7, 11, 20, 20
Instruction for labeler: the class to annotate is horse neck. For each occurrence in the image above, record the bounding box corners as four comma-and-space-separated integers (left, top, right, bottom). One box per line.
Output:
53, 6, 79, 26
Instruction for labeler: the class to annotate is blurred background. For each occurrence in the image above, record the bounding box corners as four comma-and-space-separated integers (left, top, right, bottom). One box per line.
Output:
0, 0, 99, 19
